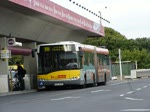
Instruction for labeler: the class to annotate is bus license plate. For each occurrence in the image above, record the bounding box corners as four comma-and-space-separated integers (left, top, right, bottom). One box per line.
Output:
54, 83, 64, 86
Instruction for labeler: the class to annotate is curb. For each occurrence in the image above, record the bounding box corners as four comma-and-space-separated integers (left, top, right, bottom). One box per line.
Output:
0, 89, 37, 97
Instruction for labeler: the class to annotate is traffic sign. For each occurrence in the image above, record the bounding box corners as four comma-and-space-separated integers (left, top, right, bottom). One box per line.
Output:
7, 38, 16, 46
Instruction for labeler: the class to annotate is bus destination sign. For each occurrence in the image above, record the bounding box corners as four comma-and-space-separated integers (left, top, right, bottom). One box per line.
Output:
43, 46, 64, 52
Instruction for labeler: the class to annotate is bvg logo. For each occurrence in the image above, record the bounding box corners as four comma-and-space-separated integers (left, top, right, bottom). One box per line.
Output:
51, 75, 66, 79
51, 76, 55, 79
58, 75, 66, 78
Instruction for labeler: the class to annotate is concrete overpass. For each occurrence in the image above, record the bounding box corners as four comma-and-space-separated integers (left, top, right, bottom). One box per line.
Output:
0, 0, 105, 93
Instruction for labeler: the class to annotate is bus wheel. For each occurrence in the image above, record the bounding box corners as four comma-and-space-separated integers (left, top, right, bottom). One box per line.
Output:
78, 74, 87, 89
78, 84, 85, 89
102, 74, 107, 85
84, 74, 87, 87
92, 74, 96, 87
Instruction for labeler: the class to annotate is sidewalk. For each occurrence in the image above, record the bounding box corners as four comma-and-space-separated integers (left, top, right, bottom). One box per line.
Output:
0, 79, 130, 97
0, 89, 37, 97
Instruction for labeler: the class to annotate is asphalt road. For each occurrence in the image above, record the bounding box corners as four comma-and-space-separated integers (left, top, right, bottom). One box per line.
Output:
0, 78, 150, 112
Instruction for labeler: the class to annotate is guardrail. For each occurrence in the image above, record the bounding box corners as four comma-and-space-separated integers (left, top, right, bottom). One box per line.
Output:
130, 69, 150, 79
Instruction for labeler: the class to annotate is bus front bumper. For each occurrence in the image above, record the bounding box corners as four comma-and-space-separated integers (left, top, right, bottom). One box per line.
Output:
38, 79, 81, 87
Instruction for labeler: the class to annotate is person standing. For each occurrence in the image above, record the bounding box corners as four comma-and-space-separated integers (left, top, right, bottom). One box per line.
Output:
16, 62, 25, 90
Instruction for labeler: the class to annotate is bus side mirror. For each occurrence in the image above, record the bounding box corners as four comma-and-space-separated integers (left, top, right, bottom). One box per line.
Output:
32, 49, 37, 58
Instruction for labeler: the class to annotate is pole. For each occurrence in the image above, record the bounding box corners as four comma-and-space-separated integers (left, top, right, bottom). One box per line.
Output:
135, 61, 137, 69
119, 49, 122, 80
10, 68, 13, 91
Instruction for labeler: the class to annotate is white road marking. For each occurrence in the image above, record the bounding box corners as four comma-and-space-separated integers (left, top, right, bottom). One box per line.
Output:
109, 81, 128, 86
91, 90, 110, 93
51, 96, 80, 101
121, 109, 150, 111
120, 94, 125, 97
120, 84, 150, 97
126, 91, 134, 94
125, 97, 143, 101
137, 88, 142, 91
143, 86, 148, 88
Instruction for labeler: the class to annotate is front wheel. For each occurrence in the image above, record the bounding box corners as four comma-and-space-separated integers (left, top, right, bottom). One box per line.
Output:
92, 74, 97, 87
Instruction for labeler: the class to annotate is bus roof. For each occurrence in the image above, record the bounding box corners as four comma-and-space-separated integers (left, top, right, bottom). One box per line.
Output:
80, 44, 109, 55
39, 41, 81, 46
37, 41, 109, 55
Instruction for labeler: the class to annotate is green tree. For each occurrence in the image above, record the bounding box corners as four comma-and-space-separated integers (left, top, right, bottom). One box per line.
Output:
135, 37, 150, 51
9, 55, 23, 65
121, 49, 150, 68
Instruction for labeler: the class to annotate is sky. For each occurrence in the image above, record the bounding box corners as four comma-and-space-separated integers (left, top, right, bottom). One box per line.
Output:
50, 0, 150, 39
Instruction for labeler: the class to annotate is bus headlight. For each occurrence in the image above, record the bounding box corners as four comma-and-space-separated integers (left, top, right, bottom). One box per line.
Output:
70, 76, 80, 80
39, 79, 46, 81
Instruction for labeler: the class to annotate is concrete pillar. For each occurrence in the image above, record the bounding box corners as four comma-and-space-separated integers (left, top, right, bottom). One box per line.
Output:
23, 42, 37, 89
0, 37, 9, 93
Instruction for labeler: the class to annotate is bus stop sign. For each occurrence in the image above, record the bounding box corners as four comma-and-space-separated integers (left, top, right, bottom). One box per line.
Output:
8, 38, 16, 46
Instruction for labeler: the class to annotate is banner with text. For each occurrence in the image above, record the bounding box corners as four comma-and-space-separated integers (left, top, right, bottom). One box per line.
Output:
9, 0, 104, 36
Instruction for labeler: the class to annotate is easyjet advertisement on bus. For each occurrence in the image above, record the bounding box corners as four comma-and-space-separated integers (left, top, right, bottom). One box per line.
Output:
9, 0, 104, 36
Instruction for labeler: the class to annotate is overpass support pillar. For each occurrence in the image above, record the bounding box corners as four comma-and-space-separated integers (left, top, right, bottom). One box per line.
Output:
23, 42, 37, 89
0, 37, 9, 93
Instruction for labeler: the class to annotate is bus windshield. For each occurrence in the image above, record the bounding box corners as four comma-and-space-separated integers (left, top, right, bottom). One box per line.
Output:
38, 51, 79, 74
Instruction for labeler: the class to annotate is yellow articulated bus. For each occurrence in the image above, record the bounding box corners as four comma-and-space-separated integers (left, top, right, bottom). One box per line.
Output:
37, 41, 110, 89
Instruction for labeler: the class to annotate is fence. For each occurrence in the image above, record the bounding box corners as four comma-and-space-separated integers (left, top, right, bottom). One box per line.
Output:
111, 61, 135, 77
